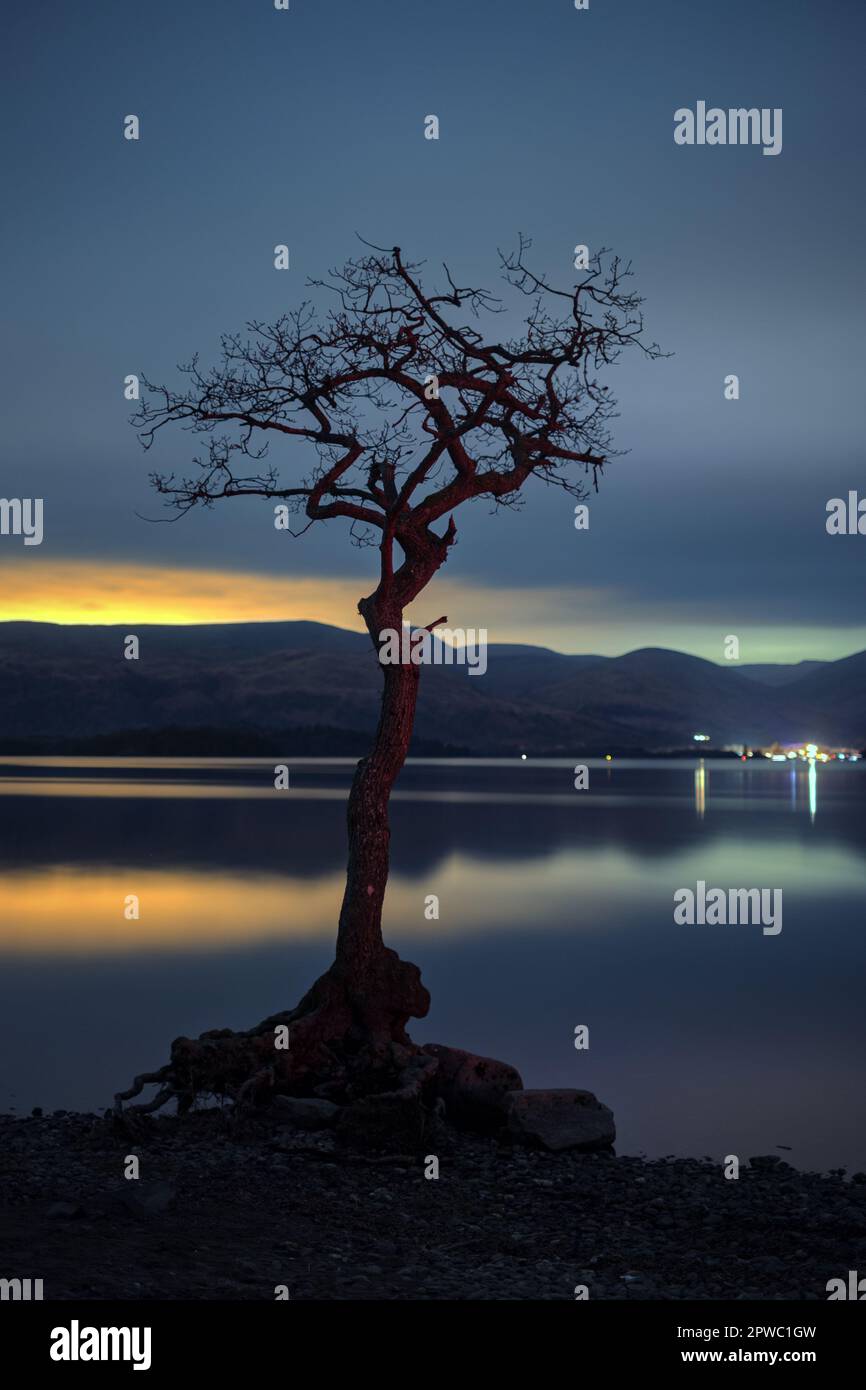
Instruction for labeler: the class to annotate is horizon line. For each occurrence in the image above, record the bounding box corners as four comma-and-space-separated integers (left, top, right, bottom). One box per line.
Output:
1, 615, 859, 669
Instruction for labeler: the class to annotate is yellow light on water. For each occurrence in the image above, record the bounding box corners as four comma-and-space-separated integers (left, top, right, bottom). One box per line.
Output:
694, 762, 706, 820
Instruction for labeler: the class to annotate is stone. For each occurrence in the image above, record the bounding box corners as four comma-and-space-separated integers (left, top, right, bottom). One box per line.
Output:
271, 1096, 340, 1130
749, 1155, 783, 1170
118, 1181, 177, 1218
336, 1092, 430, 1152
47, 1200, 85, 1219
421, 1044, 523, 1133
504, 1089, 615, 1153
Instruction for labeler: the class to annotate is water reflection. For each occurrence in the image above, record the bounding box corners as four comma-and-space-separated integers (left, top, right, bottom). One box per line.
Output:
0, 758, 863, 1170
694, 760, 706, 820
0, 829, 861, 956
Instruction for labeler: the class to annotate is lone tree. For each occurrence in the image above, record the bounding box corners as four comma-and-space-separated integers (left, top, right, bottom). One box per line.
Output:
119, 237, 660, 1118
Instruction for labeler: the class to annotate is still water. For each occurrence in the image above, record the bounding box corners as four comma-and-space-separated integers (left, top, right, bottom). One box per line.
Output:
0, 756, 863, 1171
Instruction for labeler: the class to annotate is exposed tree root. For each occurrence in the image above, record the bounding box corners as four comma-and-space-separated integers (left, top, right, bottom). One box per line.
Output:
114, 947, 431, 1121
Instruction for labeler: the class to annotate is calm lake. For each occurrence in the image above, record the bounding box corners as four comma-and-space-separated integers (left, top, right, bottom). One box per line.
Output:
1, 756, 864, 1172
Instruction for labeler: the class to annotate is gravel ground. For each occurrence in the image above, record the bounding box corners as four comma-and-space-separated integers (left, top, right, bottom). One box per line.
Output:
1, 1109, 864, 1301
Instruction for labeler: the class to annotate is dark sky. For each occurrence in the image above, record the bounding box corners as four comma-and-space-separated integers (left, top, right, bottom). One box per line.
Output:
2, 0, 864, 660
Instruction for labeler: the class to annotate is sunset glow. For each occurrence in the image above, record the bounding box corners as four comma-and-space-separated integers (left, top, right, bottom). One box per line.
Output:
0, 560, 367, 629
1, 559, 864, 662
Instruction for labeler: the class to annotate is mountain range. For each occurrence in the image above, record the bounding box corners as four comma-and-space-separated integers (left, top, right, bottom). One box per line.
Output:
0, 620, 863, 755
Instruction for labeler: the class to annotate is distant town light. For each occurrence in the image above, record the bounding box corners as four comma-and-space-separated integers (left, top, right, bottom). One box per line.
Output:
520, 753, 527, 761
605, 754, 612, 761
806, 743, 818, 758
693, 733, 710, 743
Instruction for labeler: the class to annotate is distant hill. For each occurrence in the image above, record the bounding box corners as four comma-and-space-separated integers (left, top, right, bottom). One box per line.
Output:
0, 621, 863, 754
780, 649, 866, 730
0, 724, 468, 758
470, 645, 607, 701
738, 660, 826, 686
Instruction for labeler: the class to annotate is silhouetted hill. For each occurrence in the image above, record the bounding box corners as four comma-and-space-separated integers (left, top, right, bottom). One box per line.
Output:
471, 646, 607, 701
531, 647, 835, 747
738, 660, 826, 686
0, 621, 863, 753
0, 724, 468, 758
782, 649, 866, 729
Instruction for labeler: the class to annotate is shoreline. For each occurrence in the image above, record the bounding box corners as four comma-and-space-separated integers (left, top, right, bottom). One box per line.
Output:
2, 1109, 863, 1301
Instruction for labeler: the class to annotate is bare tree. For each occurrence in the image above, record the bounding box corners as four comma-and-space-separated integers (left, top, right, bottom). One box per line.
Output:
118, 238, 661, 1116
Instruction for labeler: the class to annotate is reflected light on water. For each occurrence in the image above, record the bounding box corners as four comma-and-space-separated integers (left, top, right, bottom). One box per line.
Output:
0, 837, 859, 955
0, 854, 620, 953
0, 868, 342, 952
0, 779, 285, 800
694, 761, 706, 820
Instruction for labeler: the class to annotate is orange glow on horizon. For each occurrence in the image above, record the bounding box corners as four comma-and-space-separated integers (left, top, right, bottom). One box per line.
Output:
0, 558, 596, 649
2, 558, 863, 664
0, 560, 367, 628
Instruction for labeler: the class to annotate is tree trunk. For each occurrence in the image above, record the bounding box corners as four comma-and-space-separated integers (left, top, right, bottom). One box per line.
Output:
115, 592, 434, 1116
329, 604, 430, 1038
337, 660, 416, 968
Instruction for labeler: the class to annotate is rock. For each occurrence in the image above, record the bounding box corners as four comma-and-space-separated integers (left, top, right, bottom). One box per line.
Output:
143, 1181, 177, 1212
336, 1092, 431, 1152
47, 1200, 85, 1219
749, 1155, 783, 1170
421, 1044, 523, 1133
118, 1181, 177, 1218
504, 1089, 615, 1153
271, 1096, 340, 1130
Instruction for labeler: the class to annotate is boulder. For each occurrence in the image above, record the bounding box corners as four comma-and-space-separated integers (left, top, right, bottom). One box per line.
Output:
422, 1043, 523, 1133
271, 1096, 340, 1130
504, 1089, 615, 1152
